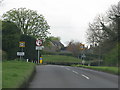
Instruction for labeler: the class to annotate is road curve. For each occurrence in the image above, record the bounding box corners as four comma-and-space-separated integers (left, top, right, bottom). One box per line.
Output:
28, 65, 118, 88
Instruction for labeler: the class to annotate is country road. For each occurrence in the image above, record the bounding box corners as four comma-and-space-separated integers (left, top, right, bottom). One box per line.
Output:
28, 65, 118, 88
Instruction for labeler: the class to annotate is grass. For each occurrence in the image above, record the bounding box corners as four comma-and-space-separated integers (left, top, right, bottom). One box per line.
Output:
42, 55, 119, 75
0, 62, 2, 90
2, 60, 35, 88
42, 55, 82, 63
71, 64, 119, 75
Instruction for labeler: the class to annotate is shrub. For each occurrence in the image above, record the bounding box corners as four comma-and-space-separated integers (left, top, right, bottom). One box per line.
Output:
2, 50, 7, 60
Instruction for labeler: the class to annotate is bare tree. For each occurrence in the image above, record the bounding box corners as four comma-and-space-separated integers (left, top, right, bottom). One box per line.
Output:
86, 15, 106, 46
87, 3, 119, 46
67, 40, 83, 58
86, 3, 119, 66
0, 0, 4, 6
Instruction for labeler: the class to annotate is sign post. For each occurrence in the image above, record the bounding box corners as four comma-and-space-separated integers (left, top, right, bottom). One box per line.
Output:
38, 50, 40, 63
17, 52, 25, 60
36, 40, 44, 64
80, 43, 85, 59
79, 43, 86, 65
18, 41, 25, 60
17, 52, 25, 56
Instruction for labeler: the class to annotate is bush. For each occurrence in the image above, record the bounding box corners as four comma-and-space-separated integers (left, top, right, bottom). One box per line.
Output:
20, 35, 37, 61
42, 51, 73, 56
2, 50, 7, 60
104, 44, 118, 66
43, 55, 81, 63
2, 21, 20, 60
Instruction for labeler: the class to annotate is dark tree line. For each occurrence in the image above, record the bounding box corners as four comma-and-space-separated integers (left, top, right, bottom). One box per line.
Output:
2, 21, 21, 60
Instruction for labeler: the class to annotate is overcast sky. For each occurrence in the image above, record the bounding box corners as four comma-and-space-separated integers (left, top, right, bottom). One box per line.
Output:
0, 0, 119, 46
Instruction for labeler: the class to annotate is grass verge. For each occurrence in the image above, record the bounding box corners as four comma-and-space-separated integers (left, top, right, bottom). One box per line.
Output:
0, 62, 2, 90
71, 64, 119, 75
42, 55, 81, 63
2, 60, 35, 88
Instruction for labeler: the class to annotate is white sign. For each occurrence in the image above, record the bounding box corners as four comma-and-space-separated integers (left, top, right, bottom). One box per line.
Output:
36, 46, 44, 50
17, 52, 25, 56
81, 54, 86, 58
36, 40, 42, 46
82, 60, 85, 64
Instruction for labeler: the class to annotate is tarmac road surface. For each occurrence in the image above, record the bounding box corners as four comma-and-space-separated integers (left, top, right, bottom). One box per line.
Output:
28, 65, 118, 88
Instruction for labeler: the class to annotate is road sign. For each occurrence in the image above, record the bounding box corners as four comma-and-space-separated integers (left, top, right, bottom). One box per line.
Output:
19, 41, 25, 47
82, 60, 85, 65
17, 52, 25, 56
36, 46, 44, 50
36, 40, 42, 46
81, 54, 86, 58
80, 43, 84, 50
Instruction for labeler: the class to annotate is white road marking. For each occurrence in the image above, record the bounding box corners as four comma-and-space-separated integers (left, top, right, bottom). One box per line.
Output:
72, 70, 79, 74
60, 66, 65, 67
66, 68, 70, 70
81, 74, 90, 79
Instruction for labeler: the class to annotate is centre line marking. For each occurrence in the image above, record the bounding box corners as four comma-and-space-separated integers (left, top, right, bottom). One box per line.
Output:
66, 68, 70, 70
81, 74, 90, 79
72, 70, 79, 74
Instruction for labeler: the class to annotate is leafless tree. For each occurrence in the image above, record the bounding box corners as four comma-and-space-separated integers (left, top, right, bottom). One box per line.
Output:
87, 3, 119, 47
